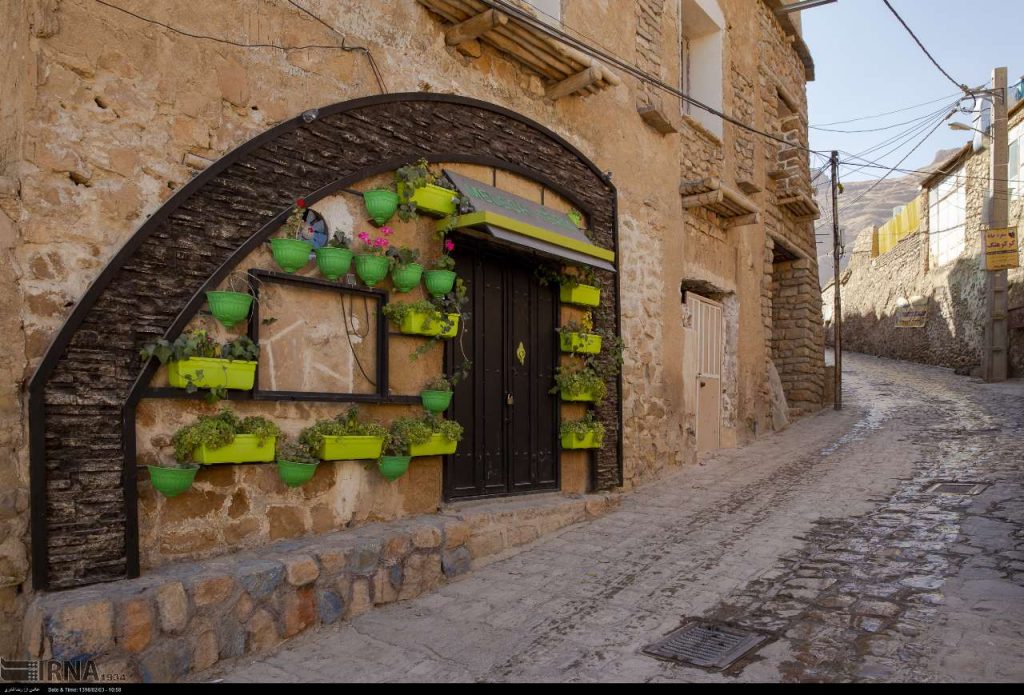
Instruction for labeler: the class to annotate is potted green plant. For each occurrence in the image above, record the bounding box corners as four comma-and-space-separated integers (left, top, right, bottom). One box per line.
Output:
383, 299, 460, 338
354, 228, 393, 286
205, 290, 253, 329
315, 231, 353, 281
298, 407, 389, 460
550, 361, 607, 403
557, 312, 602, 355
378, 416, 432, 481
363, 186, 399, 225
387, 244, 423, 293
566, 208, 584, 229
270, 198, 314, 273
537, 265, 602, 308
395, 159, 459, 219
424, 238, 457, 297
146, 460, 199, 498
560, 411, 605, 450
420, 375, 453, 413
408, 414, 464, 457
141, 330, 259, 400
276, 441, 320, 488
172, 409, 281, 465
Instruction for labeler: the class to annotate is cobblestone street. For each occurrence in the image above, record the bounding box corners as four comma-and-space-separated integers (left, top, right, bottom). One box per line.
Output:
208, 352, 1024, 683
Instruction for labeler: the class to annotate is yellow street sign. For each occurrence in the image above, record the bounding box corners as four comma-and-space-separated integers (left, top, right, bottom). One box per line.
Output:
984, 226, 1020, 270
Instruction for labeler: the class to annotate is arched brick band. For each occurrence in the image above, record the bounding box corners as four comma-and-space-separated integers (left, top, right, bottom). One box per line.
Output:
28, 93, 621, 590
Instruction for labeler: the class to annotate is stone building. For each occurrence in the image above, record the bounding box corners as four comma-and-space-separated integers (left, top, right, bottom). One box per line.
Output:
0, 0, 824, 677
822, 97, 1024, 377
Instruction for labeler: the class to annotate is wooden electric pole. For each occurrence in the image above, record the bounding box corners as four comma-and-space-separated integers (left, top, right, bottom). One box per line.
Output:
982, 67, 1009, 382
831, 150, 842, 410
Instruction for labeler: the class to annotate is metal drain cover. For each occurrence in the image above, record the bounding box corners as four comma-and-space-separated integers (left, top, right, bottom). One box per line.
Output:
643, 621, 767, 669
926, 482, 988, 495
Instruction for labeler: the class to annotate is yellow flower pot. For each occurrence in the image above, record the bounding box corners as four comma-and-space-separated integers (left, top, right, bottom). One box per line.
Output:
193, 434, 276, 465
409, 433, 458, 457
560, 283, 600, 307
559, 332, 602, 355
167, 357, 257, 391
317, 435, 385, 461
400, 311, 460, 338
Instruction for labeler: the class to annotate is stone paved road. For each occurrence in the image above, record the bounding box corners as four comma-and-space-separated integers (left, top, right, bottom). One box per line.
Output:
207, 353, 1024, 682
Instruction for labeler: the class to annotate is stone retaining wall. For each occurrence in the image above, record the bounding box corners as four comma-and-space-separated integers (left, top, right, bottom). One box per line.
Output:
20, 493, 618, 682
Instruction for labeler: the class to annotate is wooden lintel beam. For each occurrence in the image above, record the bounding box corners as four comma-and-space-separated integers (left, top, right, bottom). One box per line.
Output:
546, 67, 601, 100
723, 212, 761, 228
445, 9, 508, 46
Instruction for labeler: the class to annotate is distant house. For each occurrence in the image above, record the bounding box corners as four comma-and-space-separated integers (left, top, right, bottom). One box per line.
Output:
822, 95, 1024, 375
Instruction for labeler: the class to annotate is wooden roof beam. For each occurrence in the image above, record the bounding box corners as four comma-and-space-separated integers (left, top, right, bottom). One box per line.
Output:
546, 66, 601, 100
445, 8, 508, 45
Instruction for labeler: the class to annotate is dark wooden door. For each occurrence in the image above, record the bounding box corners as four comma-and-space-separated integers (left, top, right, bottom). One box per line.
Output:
446, 244, 559, 500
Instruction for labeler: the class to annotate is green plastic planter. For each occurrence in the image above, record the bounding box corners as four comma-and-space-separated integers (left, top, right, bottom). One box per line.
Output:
270, 238, 313, 273
409, 433, 458, 457
560, 283, 601, 307
364, 189, 398, 225
423, 270, 457, 297
400, 310, 460, 338
391, 263, 424, 293
147, 465, 198, 498
206, 291, 252, 328
559, 332, 602, 355
378, 455, 411, 481
405, 183, 458, 217
317, 435, 385, 461
420, 390, 452, 413
168, 357, 256, 391
355, 254, 390, 287
277, 459, 319, 487
193, 434, 276, 465
561, 388, 598, 403
315, 247, 353, 280
561, 431, 601, 450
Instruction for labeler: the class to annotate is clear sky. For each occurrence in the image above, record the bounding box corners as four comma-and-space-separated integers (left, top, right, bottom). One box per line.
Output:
803, 0, 1024, 182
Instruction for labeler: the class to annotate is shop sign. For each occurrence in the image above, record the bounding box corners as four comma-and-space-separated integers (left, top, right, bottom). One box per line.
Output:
984, 227, 1019, 271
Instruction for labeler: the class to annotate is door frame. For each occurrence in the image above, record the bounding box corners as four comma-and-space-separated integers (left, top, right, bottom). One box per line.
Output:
443, 238, 560, 502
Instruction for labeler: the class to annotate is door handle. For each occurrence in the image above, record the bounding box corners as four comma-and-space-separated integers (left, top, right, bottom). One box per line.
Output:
505, 392, 514, 406
700, 381, 706, 388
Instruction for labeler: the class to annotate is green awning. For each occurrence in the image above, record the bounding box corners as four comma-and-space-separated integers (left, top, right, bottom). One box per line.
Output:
440, 171, 616, 272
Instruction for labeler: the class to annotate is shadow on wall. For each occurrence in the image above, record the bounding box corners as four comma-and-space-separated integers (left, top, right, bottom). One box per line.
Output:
826, 255, 1022, 376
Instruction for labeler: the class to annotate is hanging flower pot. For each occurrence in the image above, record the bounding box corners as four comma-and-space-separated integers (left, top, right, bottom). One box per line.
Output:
561, 430, 600, 449
420, 390, 452, 413
400, 310, 459, 338
355, 254, 390, 287
317, 435, 385, 461
277, 459, 319, 488
378, 455, 411, 481
409, 433, 458, 457
559, 332, 603, 355
270, 238, 313, 274
560, 283, 601, 308
167, 357, 257, 391
423, 270, 457, 297
147, 464, 198, 498
205, 291, 253, 328
561, 388, 598, 403
314, 246, 353, 281
364, 189, 398, 225
193, 434, 277, 465
391, 263, 423, 293
401, 183, 458, 217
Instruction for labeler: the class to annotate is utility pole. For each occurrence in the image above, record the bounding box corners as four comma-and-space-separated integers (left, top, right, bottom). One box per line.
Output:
982, 67, 1009, 382
831, 150, 842, 410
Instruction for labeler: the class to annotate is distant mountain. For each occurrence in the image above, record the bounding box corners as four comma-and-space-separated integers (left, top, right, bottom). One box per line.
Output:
813, 147, 962, 287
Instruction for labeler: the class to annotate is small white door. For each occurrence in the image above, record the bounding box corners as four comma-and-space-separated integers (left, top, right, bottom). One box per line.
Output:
689, 293, 723, 454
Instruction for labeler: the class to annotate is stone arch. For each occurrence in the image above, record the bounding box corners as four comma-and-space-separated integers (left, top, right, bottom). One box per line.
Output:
28, 93, 620, 590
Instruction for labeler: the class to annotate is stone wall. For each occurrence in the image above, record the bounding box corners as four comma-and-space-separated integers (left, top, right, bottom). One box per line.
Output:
771, 257, 825, 416
828, 104, 1024, 377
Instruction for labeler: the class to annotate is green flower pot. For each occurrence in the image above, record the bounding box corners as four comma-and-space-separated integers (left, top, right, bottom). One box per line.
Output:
420, 389, 453, 413
167, 357, 256, 391
401, 183, 458, 217
317, 435, 385, 461
277, 459, 319, 487
400, 310, 460, 338
409, 433, 458, 457
193, 434, 276, 465
391, 263, 424, 293
424, 270, 457, 297
364, 189, 398, 225
561, 388, 598, 403
559, 332, 602, 355
560, 283, 601, 308
561, 431, 601, 450
206, 291, 253, 328
270, 238, 313, 274
147, 465, 198, 498
315, 247, 353, 280
355, 254, 390, 287
378, 455, 411, 481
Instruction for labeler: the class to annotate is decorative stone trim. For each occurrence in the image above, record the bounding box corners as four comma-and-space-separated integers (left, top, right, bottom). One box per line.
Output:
21, 493, 618, 682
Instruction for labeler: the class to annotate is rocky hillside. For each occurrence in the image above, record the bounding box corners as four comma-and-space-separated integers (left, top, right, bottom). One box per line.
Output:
814, 148, 962, 287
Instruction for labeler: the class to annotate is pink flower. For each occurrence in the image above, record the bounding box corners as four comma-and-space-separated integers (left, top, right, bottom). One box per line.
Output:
380, 226, 393, 236
381, 239, 390, 248
373, 238, 384, 247
444, 239, 455, 252
296, 198, 306, 208
358, 231, 370, 242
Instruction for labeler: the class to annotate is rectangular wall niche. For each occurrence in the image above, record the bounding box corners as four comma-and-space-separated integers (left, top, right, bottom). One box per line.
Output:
248, 269, 388, 401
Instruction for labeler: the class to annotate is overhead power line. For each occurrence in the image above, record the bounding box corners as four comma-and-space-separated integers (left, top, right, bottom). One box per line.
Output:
810, 91, 963, 127
881, 0, 970, 94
